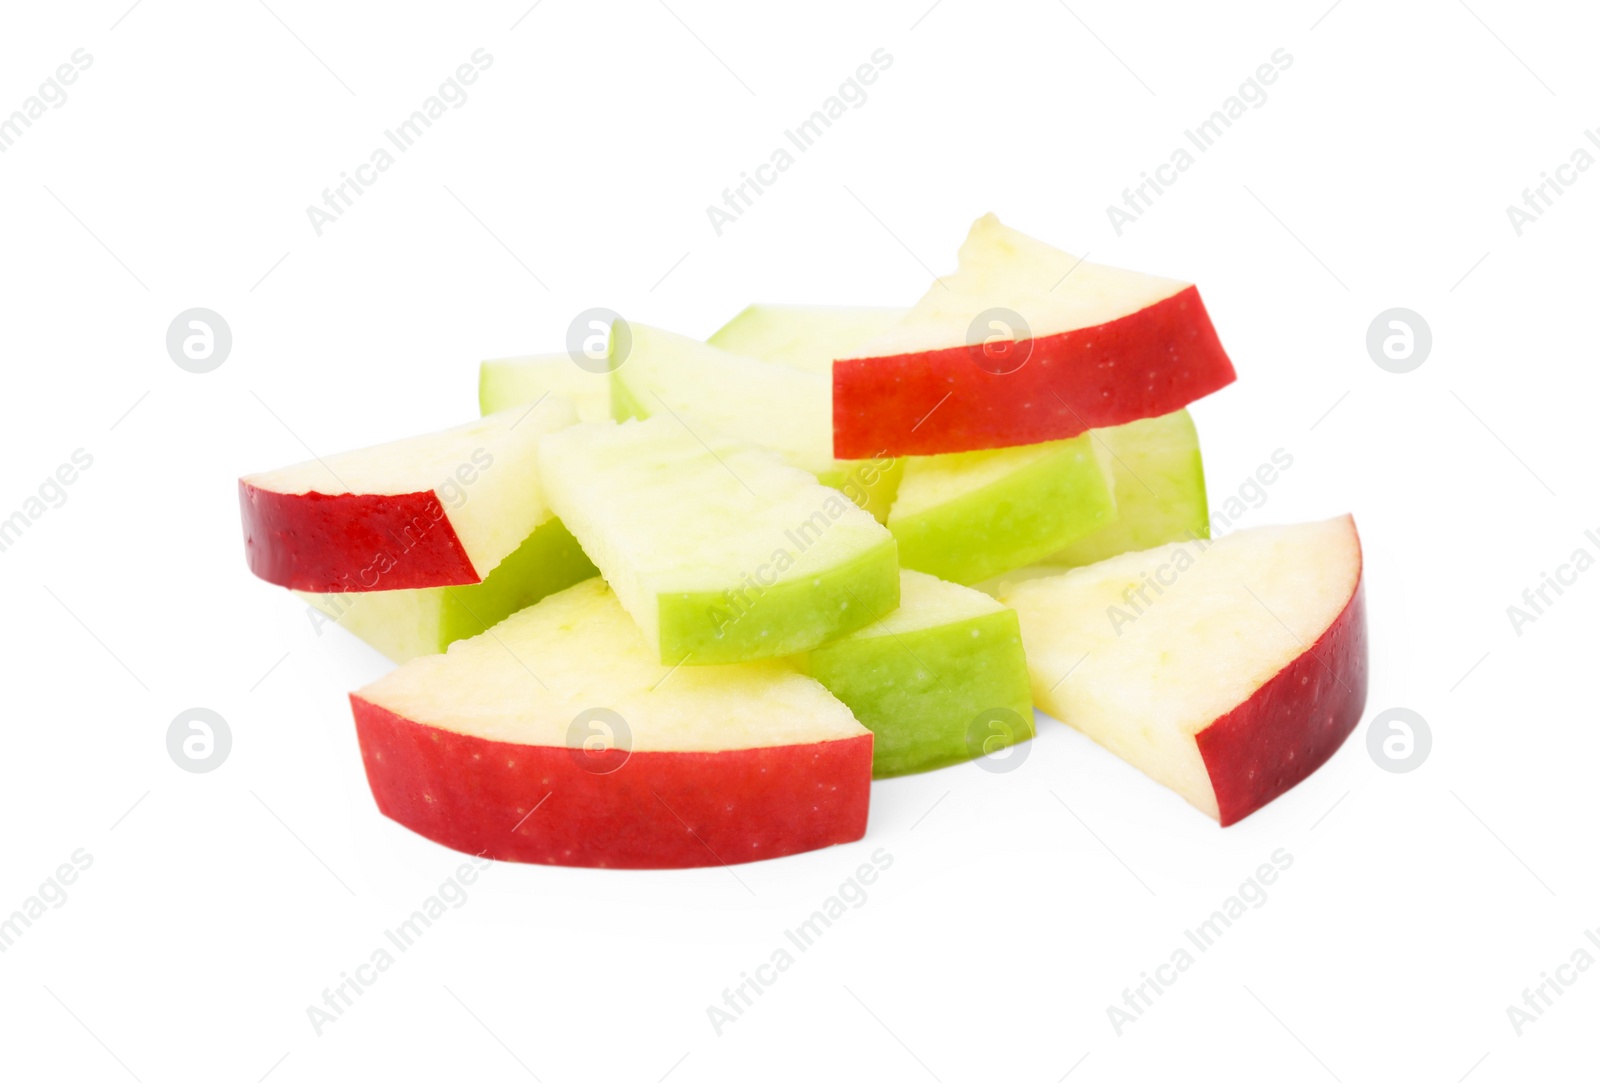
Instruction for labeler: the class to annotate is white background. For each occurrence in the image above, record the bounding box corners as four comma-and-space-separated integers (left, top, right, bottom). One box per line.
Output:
0, 0, 1594, 1079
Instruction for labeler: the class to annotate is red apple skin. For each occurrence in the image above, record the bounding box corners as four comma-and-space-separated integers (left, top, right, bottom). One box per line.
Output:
1195, 577, 1368, 827
239, 481, 479, 592
350, 696, 874, 869
832, 286, 1235, 458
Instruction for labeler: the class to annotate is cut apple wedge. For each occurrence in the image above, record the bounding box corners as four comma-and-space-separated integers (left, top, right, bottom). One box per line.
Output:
300, 516, 596, 663
479, 354, 612, 423
708, 303, 908, 376
999, 516, 1367, 826
832, 214, 1236, 458
611, 323, 902, 520
803, 570, 1033, 777
240, 400, 577, 592
538, 417, 900, 664
351, 578, 873, 868
888, 435, 1116, 585
613, 324, 835, 475
1047, 409, 1209, 568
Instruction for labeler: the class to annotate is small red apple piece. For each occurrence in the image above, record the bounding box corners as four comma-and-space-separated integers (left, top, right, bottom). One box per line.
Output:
349, 579, 873, 868
832, 215, 1236, 458
239, 401, 574, 592
1000, 516, 1367, 825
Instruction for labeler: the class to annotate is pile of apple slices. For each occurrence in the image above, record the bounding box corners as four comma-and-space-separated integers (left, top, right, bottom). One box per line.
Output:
240, 214, 1367, 868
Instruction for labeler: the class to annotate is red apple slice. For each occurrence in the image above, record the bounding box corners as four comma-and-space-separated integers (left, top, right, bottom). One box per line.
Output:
350, 578, 873, 868
832, 215, 1236, 458
239, 400, 576, 592
998, 516, 1367, 825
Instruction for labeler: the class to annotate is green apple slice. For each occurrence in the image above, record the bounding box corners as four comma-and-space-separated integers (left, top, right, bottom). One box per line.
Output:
708, 304, 908, 376
479, 354, 611, 423
301, 516, 597, 662
802, 570, 1033, 777
612, 323, 901, 520
887, 435, 1116, 585
1047, 410, 1209, 568
538, 417, 900, 664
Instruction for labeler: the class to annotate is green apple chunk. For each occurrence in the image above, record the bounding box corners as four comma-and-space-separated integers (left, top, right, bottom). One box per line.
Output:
802, 570, 1034, 777
479, 354, 611, 423
1047, 410, 1209, 568
613, 323, 902, 521
708, 303, 908, 376
301, 517, 598, 662
538, 417, 900, 664
887, 435, 1116, 585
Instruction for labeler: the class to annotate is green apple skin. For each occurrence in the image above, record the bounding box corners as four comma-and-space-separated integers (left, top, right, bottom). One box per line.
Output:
1048, 410, 1209, 568
890, 436, 1116, 585
303, 517, 597, 662
657, 538, 900, 665
805, 607, 1034, 778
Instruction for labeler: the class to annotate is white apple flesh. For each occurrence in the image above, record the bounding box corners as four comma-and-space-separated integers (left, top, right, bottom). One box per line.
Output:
999, 516, 1367, 825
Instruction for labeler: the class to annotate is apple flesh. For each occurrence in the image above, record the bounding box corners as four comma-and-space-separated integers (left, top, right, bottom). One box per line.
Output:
888, 435, 1116, 585
803, 570, 1033, 777
350, 579, 873, 868
1047, 409, 1209, 568
240, 400, 576, 592
538, 417, 900, 664
998, 516, 1367, 825
300, 515, 596, 663
611, 323, 901, 520
479, 354, 612, 423
708, 303, 908, 376
832, 214, 1236, 458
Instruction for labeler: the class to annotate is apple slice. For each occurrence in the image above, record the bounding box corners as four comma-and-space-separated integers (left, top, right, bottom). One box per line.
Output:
1047, 409, 1209, 568
351, 578, 873, 868
998, 517, 1367, 826
708, 304, 908, 376
301, 516, 596, 663
832, 214, 1236, 458
240, 400, 577, 592
803, 570, 1033, 777
538, 417, 900, 664
611, 323, 902, 521
479, 354, 612, 423
888, 435, 1116, 585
